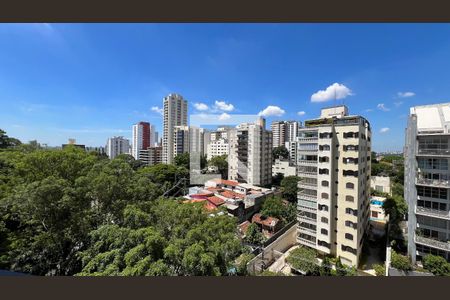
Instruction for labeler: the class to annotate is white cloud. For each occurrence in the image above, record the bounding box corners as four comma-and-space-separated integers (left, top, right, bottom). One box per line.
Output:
258, 105, 285, 117
193, 102, 209, 111
365, 109, 374, 112
377, 103, 390, 112
218, 113, 231, 121
297, 111, 306, 116
394, 101, 403, 107
151, 106, 163, 115
397, 92, 415, 98
380, 127, 390, 133
214, 100, 234, 112
311, 83, 353, 103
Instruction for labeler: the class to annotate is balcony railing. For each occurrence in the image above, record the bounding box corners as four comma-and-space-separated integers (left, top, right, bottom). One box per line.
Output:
417, 149, 450, 156
297, 160, 318, 165
416, 177, 450, 188
297, 137, 318, 142
415, 206, 450, 219
297, 236, 316, 247
297, 225, 317, 235
415, 235, 450, 251
298, 183, 318, 190
297, 215, 317, 224
298, 193, 318, 201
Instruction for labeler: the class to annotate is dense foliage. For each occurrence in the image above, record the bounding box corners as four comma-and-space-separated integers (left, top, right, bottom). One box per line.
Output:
272, 146, 289, 161
280, 176, 300, 202
260, 195, 296, 224
208, 155, 228, 179
0, 130, 244, 276
422, 254, 450, 276
390, 251, 412, 272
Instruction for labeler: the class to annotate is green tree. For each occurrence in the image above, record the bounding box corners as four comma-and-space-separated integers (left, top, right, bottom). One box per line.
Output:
272, 146, 289, 161
281, 176, 300, 202
208, 155, 228, 179
174, 152, 190, 169
319, 256, 332, 276
373, 263, 385, 276
235, 253, 255, 276
244, 223, 265, 245
391, 251, 412, 272
286, 247, 319, 275
0, 129, 22, 149
422, 254, 450, 276
272, 173, 284, 187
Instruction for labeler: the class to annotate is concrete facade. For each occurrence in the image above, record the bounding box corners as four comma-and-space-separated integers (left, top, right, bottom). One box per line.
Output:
162, 93, 188, 164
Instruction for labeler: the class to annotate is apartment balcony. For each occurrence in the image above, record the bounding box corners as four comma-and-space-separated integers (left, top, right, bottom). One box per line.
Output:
298, 182, 318, 190
297, 137, 318, 142
297, 192, 317, 201
297, 236, 317, 247
416, 177, 450, 188
297, 225, 317, 236
415, 235, 450, 252
417, 149, 450, 157
297, 170, 318, 178
297, 159, 318, 165
297, 215, 317, 224
297, 204, 317, 213
415, 206, 450, 220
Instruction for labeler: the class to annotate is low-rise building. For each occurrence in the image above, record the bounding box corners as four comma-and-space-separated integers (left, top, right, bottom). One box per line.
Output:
272, 159, 297, 177
369, 196, 388, 237
371, 176, 392, 195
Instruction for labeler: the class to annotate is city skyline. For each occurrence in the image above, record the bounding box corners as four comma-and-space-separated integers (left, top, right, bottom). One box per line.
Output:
3, 24, 450, 151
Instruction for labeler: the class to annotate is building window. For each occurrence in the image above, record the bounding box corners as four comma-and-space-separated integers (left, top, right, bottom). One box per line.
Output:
345, 195, 354, 202
321, 217, 328, 224
321, 180, 329, 187
343, 170, 358, 177
345, 208, 358, 216
319, 204, 329, 212
321, 228, 328, 235
321, 192, 329, 199
371, 211, 378, 218
345, 233, 354, 240
319, 145, 331, 151
319, 168, 330, 175
346, 182, 354, 189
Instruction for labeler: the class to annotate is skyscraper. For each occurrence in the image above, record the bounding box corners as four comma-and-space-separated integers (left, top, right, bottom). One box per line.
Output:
405, 103, 450, 263
271, 120, 301, 148
106, 136, 130, 159
296, 105, 371, 266
162, 93, 188, 164
228, 117, 273, 186
132, 121, 151, 160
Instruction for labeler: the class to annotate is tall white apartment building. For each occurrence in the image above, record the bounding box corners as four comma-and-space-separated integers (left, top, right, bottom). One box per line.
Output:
173, 125, 190, 157
405, 103, 450, 263
132, 122, 151, 160
271, 120, 301, 148
296, 105, 372, 266
105, 136, 130, 159
206, 127, 231, 160
228, 118, 273, 186
162, 93, 188, 164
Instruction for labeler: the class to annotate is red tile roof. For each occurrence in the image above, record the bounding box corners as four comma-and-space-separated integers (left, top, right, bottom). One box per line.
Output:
220, 190, 245, 199
238, 221, 251, 235
252, 213, 280, 227
221, 179, 239, 186
207, 196, 225, 206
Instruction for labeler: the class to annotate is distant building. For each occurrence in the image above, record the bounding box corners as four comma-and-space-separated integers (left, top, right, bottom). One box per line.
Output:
370, 176, 392, 195
173, 125, 190, 157
162, 93, 188, 164
132, 121, 151, 160
62, 138, 85, 150
228, 118, 273, 186
272, 159, 297, 177
206, 127, 231, 160
405, 102, 450, 263
106, 136, 130, 159
86, 146, 106, 156
369, 196, 388, 237
139, 146, 163, 166
271, 120, 301, 148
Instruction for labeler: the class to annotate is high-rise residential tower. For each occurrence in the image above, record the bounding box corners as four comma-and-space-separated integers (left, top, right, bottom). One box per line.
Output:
106, 136, 130, 159
296, 105, 372, 266
405, 103, 450, 263
162, 93, 188, 164
271, 120, 301, 148
132, 121, 151, 160
228, 117, 273, 186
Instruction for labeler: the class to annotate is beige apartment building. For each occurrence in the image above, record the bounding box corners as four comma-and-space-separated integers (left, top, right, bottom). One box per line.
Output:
228, 117, 273, 187
162, 93, 188, 164
296, 105, 372, 266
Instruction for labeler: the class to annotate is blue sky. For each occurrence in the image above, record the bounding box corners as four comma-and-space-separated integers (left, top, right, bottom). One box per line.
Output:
2, 23, 450, 151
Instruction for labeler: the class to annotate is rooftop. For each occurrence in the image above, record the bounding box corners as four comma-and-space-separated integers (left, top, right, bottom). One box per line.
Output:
410, 102, 450, 134
252, 213, 280, 227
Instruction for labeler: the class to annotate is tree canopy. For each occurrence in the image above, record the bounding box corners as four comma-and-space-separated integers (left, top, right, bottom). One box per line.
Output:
272, 146, 289, 161
281, 176, 300, 202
